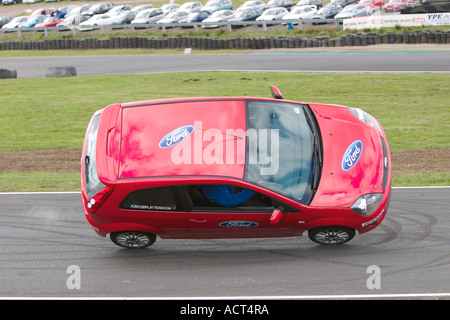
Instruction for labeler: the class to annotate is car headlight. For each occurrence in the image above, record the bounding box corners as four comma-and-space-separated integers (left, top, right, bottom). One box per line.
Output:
349, 107, 382, 132
351, 193, 383, 216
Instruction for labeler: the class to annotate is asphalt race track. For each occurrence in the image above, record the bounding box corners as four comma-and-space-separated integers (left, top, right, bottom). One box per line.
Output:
1, 50, 449, 300
2, 50, 450, 78
0, 187, 449, 298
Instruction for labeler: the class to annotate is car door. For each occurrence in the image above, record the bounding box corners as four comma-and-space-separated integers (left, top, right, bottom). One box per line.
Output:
119, 186, 190, 237
182, 184, 297, 237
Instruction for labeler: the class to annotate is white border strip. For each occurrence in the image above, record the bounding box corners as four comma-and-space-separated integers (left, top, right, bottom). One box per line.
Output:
1, 293, 450, 300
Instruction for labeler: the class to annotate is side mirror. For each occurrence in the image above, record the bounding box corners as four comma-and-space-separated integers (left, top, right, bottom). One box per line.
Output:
270, 208, 284, 225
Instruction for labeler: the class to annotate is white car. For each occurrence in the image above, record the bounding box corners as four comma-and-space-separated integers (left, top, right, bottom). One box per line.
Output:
236, 0, 266, 12
2, 16, 28, 30
282, 5, 317, 21
56, 14, 89, 30
201, 9, 234, 28
256, 6, 289, 21
334, 4, 371, 19
23, 0, 42, 3
160, 3, 181, 14
157, 10, 189, 25
131, 8, 166, 26
178, 2, 203, 13
78, 14, 111, 30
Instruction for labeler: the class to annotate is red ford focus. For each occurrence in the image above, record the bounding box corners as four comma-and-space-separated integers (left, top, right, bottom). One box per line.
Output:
81, 87, 391, 248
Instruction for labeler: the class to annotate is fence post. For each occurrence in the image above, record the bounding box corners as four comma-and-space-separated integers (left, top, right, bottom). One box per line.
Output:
262, 21, 267, 32
44, 27, 48, 37
297, 19, 302, 30
227, 22, 232, 32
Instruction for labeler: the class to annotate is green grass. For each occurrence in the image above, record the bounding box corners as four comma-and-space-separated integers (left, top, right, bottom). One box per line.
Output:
0, 72, 449, 190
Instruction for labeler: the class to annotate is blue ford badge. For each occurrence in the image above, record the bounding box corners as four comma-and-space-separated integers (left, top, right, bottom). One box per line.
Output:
342, 140, 363, 171
219, 221, 259, 228
159, 125, 194, 149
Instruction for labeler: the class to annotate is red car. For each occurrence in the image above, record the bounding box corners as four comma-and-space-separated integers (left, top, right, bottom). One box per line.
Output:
81, 86, 391, 249
383, 0, 413, 12
35, 17, 64, 28
359, 0, 384, 8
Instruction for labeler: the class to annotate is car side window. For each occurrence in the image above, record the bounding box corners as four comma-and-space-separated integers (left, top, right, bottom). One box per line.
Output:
120, 187, 178, 211
183, 184, 279, 212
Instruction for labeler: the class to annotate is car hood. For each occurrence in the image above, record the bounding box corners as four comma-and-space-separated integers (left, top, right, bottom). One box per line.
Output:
308, 103, 387, 208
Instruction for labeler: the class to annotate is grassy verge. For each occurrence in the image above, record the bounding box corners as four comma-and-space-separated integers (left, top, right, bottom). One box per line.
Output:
0, 71, 449, 191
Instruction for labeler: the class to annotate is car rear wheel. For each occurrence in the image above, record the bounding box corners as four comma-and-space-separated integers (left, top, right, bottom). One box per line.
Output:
308, 226, 355, 245
110, 231, 156, 249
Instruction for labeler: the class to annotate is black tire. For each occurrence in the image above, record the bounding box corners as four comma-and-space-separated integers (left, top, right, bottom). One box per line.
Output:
0, 68, 17, 79
110, 231, 157, 249
308, 226, 355, 245
45, 66, 77, 77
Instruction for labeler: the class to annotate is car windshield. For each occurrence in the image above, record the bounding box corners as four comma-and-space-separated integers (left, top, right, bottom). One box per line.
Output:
245, 100, 320, 204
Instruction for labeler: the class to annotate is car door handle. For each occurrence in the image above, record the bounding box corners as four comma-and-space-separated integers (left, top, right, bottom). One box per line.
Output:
189, 219, 208, 223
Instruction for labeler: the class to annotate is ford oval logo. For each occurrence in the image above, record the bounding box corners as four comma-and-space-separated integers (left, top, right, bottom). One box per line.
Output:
219, 221, 259, 228
342, 140, 363, 171
159, 125, 194, 149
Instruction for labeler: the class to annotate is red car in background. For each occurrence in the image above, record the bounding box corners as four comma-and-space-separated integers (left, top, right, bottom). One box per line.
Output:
383, 0, 414, 12
34, 16, 64, 28
359, 0, 384, 8
81, 87, 391, 249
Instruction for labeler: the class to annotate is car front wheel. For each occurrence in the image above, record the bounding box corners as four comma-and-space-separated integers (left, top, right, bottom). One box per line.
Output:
308, 226, 355, 245
110, 231, 157, 249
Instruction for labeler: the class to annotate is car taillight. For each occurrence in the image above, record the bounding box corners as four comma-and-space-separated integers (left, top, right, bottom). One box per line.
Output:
85, 186, 113, 214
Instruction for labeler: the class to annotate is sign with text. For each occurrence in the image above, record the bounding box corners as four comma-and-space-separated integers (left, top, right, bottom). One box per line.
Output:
343, 12, 450, 30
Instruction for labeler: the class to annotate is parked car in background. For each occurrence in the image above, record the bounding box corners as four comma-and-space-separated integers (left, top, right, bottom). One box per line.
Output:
311, 5, 342, 23
19, 15, 48, 28
2, 0, 20, 5
105, 11, 138, 27
229, 8, 262, 24
359, 0, 384, 8
256, 6, 289, 21
335, 3, 372, 19
157, 10, 189, 25
2, 16, 28, 29
328, 0, 358, 7
160, 3, 181, 13
78, 14, 110, 30
65, 4, 91, 17
178, 11, 211, 28
383, 0, 413, 11
57, 13, 89, 30
282, 5, 318, 22
201, 9, 234, 27
236, 0, 266, 11
34, 16, 63, 28
131, 4, 156, 13
179, 1, 203, 13
85, 2, 114, 16
131, 8, 165, 27
106, 5, 132, 16
202, 0, 233, 12
265, 0, 296, 9
295, 0, 323, 9
179, 10, 211, 24
0, 16, 12, 27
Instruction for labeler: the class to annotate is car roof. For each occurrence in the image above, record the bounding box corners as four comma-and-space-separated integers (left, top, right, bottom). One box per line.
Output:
117, 97, 251, 181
